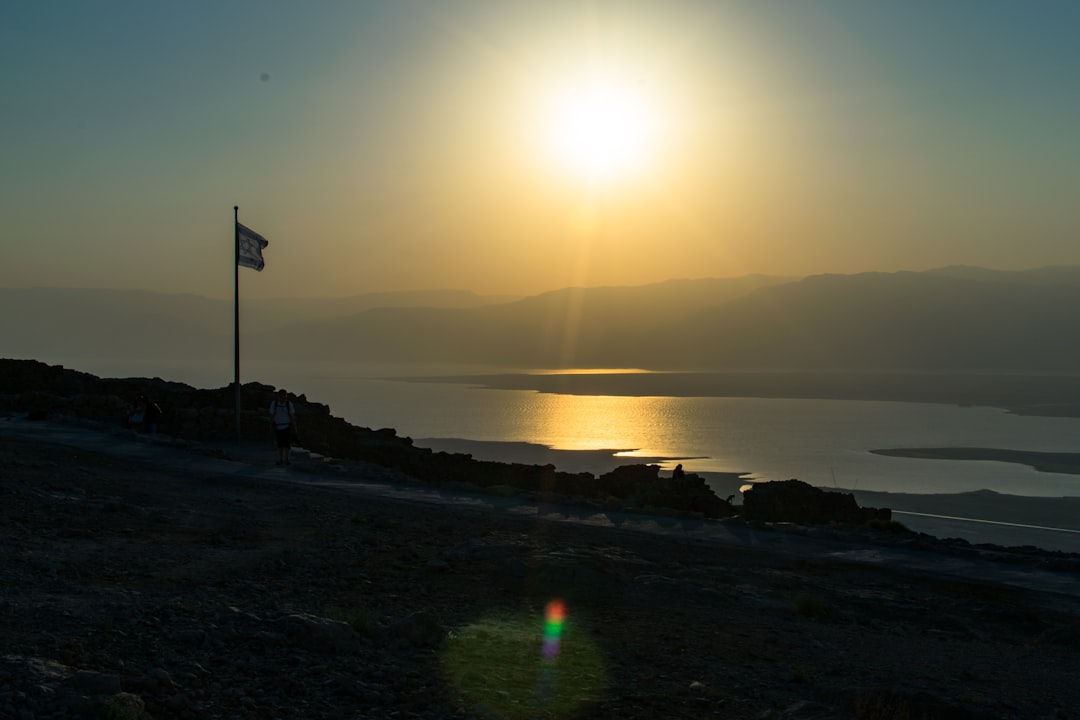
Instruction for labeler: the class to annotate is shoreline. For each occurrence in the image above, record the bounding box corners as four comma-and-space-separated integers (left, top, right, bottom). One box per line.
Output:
7, 410, 1080, 557
402, 369, 1080, 418
7, 358, 1080, 552
871, 446, 1080, 475
848, 488, 1080, 553
412, 437, 1080, 552
413, 436, 741, 479
6, 412, 1080, 568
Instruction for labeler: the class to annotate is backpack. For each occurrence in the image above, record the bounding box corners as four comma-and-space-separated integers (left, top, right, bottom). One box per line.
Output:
270, 399, 293, 426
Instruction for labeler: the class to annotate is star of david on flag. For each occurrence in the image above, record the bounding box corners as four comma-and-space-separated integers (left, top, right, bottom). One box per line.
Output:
237, 223, 269, 271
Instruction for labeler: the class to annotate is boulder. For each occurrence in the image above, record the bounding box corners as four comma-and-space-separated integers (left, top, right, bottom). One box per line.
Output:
595, 464, 737, 519
741, 479, 889, 525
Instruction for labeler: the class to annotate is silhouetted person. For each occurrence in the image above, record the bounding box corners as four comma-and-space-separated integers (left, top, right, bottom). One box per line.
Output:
143, 397, 162, 434
129, 396, 146, 430
269, 389, 297, 466
673, 463, 685, 479
130, 395, 159, 432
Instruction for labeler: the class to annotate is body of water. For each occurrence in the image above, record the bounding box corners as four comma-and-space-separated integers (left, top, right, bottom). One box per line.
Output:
73, 358, 1080, 497
278, 365, 1080, 495
67, 358, 1080, 550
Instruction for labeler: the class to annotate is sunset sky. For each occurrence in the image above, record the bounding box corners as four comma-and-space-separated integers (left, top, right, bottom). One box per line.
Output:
3, 1, 1079, 299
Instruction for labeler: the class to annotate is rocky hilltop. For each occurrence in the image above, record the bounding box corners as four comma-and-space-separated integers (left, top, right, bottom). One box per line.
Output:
0, 359, 894, 525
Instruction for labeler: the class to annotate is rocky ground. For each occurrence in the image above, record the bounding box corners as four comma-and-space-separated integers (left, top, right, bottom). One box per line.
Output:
3, 432, 1080, 720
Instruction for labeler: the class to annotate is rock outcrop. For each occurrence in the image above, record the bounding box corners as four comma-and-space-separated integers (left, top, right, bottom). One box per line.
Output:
0, 359, 739, 518
741, 479, 891, 525
1, 359, 892, 525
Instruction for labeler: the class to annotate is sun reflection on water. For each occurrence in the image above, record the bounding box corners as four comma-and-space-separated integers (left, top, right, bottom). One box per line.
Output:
499, 391, 755, 476
511, 392, 713, 460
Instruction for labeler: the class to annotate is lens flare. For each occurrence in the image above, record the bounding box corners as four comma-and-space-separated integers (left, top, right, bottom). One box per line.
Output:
441, 603, 607, 719
542, 599, 567, 660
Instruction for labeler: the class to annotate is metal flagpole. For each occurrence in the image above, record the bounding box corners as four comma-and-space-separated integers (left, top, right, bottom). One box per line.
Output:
234, 205, 241, 443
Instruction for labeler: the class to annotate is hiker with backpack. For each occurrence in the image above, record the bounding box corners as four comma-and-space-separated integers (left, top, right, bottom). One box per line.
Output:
269, 389, 297, 466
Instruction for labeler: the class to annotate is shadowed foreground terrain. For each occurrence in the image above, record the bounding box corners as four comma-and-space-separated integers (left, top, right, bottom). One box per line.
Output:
3, 432, 1080, 720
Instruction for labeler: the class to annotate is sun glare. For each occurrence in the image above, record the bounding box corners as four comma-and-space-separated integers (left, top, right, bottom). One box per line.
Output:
543, 75, 658, 183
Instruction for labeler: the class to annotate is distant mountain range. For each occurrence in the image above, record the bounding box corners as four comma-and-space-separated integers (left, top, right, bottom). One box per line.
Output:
0, 287, 512, 367
4, 267, 1080, 374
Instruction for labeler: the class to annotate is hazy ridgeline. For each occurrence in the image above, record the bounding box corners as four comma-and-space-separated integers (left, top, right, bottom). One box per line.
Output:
5, 266, 1080, 375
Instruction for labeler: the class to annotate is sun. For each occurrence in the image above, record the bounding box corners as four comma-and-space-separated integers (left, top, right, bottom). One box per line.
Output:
543, 76, 658, 183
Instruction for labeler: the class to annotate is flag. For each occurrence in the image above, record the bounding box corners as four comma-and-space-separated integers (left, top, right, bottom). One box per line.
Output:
237, 223, 269, 271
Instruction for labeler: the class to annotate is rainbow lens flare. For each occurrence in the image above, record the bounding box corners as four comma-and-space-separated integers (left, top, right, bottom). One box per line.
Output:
441, 604, 607, 718
542, 599, 566, 660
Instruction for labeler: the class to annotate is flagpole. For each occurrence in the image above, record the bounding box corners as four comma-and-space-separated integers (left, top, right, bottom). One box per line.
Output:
234, 205, 241, 443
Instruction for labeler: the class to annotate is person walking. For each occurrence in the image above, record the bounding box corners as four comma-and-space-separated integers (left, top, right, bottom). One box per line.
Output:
269, 389, 297, 466
143, 397, 162, 434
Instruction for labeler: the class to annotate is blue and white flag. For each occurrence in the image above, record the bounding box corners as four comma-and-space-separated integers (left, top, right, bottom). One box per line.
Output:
237, 223, 269, 271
